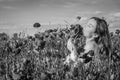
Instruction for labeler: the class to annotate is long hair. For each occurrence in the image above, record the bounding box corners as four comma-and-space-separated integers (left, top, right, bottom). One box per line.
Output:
91, 17, 112, 80
91, 17, 111, 55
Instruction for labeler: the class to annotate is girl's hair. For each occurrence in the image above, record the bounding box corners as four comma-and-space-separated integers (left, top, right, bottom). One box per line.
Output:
90, 17, 111, 55
91, 17, 112, 80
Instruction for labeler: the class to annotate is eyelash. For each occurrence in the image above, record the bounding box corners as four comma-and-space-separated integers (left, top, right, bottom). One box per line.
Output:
89, 24, 93, 28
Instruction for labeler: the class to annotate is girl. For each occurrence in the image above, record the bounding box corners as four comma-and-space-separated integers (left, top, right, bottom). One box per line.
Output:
81, 17, 111, 64
81, 17, 112, 80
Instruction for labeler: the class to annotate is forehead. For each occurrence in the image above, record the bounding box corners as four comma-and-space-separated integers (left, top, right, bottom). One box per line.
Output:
87, 19, 97, 25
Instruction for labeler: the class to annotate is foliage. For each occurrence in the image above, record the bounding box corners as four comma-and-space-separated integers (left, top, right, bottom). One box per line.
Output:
33, 22, 41, 28
0, 27, 120, 80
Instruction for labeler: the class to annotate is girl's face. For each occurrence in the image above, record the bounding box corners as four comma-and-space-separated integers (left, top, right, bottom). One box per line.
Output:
83, 19, 97, 37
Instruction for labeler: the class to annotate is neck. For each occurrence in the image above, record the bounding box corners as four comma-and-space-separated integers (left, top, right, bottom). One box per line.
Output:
86, 36, 95, 43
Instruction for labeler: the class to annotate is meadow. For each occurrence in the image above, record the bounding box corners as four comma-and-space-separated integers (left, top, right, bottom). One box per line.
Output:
0, 25, 120, 80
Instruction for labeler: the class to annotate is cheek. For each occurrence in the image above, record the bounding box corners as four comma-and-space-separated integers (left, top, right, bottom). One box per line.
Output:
90, 28, 96, 33
83, 29, 90, 36
83, 28, 92, 36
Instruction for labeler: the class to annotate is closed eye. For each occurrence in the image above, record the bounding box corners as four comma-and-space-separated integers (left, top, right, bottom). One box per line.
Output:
88, 24, 94, 28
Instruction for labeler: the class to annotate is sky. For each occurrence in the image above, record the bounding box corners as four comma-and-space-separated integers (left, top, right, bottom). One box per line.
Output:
0, 0, 120, 35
